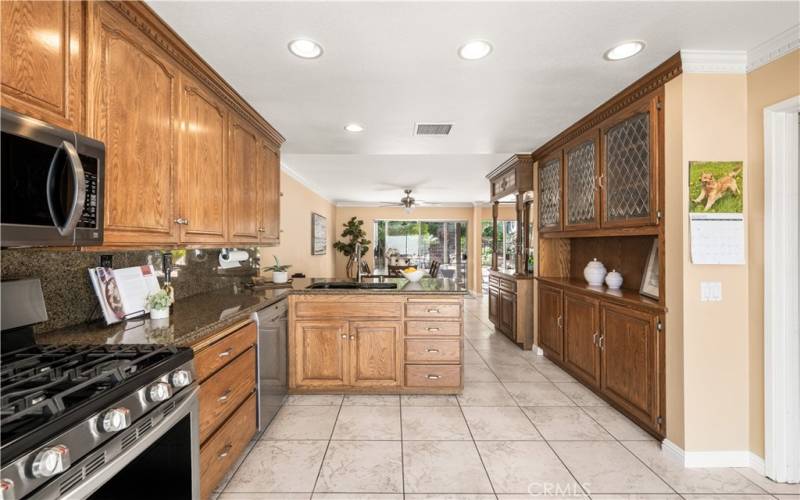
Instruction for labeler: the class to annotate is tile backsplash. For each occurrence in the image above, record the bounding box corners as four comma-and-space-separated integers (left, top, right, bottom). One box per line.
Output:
1, 247, 260, 333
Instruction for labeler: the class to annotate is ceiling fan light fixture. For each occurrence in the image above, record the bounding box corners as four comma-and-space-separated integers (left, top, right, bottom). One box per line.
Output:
603, 40, 645, 61
344, 123, 364, 133
288, 38, 323, 59
458, 40, 493, 60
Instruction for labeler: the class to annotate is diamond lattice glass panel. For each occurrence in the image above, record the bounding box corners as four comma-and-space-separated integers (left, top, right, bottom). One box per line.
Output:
566, 140, 596, 225
539, 158, 561, 228
605, 112, 651, 220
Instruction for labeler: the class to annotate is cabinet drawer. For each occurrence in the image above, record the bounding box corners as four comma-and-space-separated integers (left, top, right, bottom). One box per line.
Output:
405, 339, 460, 363
199, 348, 256, 442
200, 392, 257, 500
405, 302, 461, 319
405, 364, 461, 387
499, 279, 517, 293
405, 321, 461, 337
195, 322, 257, 382
295, 301, 402, 319
488, 276, 500, 287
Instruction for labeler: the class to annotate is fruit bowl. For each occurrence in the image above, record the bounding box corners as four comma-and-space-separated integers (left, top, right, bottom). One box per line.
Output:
399, 269, 426, 282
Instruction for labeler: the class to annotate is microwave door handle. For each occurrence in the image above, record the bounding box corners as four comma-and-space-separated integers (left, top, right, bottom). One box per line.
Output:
46, 140, 86, 237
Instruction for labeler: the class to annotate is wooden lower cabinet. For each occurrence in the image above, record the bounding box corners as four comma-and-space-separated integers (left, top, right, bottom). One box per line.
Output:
600, 303, 663, 432
488, 287, 499, 324
294, 320, 349, 388
498, 290, 516, 336
563, 293, 600, 386
537, 284, 563, 360
200, 393, 256, 500
349, 321, 401, 387
487, 272, 534, 349
198, 348, 256, 442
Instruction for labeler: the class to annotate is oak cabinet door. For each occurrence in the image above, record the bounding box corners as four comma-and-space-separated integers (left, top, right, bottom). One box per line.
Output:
537, 284, 563, 360
538, 152, 562, 232
599, 303, 660, 428
487, 287, 499, 325
564, 133, 600, 231
227, 114, 260, 242
601, 95, 660, 228
563, 293, 600, 387
499, 291, 516, 338
88, 3, 179, 244
1, 0, 82, 130
349, 321, 401, 387
179, 80, 227, 244
295, 320, 349, 387
258, 142, 280, 244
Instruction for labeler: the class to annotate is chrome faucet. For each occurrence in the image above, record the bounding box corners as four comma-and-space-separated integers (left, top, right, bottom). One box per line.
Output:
354, 242, 363, 282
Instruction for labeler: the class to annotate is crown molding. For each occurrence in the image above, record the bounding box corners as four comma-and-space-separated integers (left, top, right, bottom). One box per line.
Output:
335, 201, 476, 208
280, 162, 332, 203
680, 50, 747, 74
747, 24, 800, 73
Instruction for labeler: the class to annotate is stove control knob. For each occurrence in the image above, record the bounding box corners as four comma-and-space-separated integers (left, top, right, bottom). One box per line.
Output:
101, 407, 132, 433
147, 382, 173, 402
170, 370, 192, 388
31, 445, 70, 478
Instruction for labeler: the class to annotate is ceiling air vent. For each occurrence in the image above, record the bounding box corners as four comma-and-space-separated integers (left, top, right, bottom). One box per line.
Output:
415, 123, 453, 136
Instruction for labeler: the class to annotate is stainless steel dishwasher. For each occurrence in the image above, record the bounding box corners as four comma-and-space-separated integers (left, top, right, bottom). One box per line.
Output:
251, 299, 288, 433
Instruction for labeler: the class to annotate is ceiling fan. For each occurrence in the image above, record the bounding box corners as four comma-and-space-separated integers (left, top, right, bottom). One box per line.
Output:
379, 189, 440, 213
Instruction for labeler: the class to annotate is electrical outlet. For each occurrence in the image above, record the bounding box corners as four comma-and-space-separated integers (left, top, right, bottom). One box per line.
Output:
100, 254, 113, 268
700, 281, 722, 302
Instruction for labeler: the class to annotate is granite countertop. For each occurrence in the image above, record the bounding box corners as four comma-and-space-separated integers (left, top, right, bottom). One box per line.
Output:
35, 277, 467, 347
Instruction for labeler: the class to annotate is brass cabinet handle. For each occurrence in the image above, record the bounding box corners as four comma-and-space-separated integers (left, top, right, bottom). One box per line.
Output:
341, 334, 348, 339
427, 308, 440, 313
426, 327, 440, 332
218, 444, 232, 459
426, 374, 441, 380
218, 348, 233, 358
218, 389, 232, 403
557, 316, 563, 328
426, 348, 440, 353
598, 334, 605, 350
593, 332, 599, 346
350, 335, 355, 340
174, 217, 189, 225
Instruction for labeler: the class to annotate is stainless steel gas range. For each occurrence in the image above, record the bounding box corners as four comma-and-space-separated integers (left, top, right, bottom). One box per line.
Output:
0, 344, 200, 500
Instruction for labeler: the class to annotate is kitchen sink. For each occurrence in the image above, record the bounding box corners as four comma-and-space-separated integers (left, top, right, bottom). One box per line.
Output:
306, 282, 398, 290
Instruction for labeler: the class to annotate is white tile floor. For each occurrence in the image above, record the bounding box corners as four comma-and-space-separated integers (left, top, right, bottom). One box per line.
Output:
216, 295, 800, 500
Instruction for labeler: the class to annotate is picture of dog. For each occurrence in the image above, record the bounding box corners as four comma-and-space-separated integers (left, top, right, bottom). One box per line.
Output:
693, 166, 741, 211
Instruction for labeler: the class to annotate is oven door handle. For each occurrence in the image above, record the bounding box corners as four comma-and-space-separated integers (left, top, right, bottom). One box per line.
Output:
46, 140, 86, 237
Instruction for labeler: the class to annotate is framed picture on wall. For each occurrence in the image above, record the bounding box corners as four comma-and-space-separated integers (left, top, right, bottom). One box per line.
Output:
311, 213, 327, 255
640, 239, 659, 300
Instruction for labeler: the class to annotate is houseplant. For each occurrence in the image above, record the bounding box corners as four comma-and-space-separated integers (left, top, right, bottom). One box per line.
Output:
333, 216, 371, 278
146, 289, 172, 319
264, 255, 291, 283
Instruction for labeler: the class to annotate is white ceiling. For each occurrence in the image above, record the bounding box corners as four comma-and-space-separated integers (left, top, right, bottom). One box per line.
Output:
148, 1, 796, 204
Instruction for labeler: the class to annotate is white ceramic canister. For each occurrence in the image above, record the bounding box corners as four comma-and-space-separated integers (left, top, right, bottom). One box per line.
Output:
605, 269, 623, 289
583, 258, 608, 286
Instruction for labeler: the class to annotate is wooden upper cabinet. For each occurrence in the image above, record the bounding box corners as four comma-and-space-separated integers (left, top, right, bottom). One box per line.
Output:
88, 3, 179, 245
258, 142, 280, 244
1, 0, 82, 130
537, 284, 563, 360
600, 303, 661, 429
227, 115, 260, 243
179, 79, 228, 244
564, 132, 600, 231
295, 320, 349, 387
349, 322, 401, 387
563, 293, 600, 387
537, 152, 562, 232
600, 94, 660, 228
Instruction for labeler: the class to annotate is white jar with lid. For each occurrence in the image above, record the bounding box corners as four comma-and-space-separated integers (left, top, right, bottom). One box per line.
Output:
583, 258, 607, 286
605, 269, 623, 289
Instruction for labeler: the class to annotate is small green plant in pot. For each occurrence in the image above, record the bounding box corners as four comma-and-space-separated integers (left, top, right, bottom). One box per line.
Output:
264, 256, 291, 283
146, 289, 172, 319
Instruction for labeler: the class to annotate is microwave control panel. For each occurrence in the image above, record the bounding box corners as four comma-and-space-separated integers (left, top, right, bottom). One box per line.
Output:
78, 170, 98, 229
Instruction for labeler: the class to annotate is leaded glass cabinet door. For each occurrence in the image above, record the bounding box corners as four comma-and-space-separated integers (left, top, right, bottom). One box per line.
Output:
601, 96, 659, 227
538, 153, 562, 232
564, 133, 600, 230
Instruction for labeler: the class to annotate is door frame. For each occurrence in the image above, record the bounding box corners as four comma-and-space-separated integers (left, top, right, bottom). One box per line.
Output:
764, 95, 799, 483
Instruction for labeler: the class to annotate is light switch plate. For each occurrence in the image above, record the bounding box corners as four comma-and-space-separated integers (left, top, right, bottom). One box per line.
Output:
700, 281, 722, 302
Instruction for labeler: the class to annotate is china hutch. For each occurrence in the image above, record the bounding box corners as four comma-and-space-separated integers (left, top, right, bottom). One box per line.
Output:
486, 154, 535, 350
534, 53, 681, 438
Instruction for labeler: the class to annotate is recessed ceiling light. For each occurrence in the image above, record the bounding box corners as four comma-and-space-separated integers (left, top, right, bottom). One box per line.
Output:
458, 40, 493, 60
344, 123, 364, 133
288, 39, 323, 59
604, 41, 645, 61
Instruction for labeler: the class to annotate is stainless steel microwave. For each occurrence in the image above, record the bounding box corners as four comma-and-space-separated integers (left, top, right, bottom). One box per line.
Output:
1, 108, 104, 247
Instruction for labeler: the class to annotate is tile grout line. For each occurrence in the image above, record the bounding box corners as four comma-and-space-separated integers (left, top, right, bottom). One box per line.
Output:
309, 396, 345, 495
455, 396, 500, 499
399, 394, 406, 497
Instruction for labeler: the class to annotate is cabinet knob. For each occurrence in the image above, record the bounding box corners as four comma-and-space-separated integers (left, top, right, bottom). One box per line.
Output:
258, 227, 265, 232
426, 308, 440, 314
426, 327, 440, 332
426, 374, 441, 380
218, 348, 233, 358
341, 334, 348, 339
174, 217, 189, 225
425, 348, 440, 353
217, 444, 232, 459
557, 316, 563, 328
350, 335, 355, 340
218, 389, 232, 403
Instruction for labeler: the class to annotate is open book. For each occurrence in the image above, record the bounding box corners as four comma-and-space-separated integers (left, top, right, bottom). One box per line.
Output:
88, 265, 161, 325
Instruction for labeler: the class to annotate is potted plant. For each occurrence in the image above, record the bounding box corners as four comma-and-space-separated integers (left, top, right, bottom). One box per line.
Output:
264, 255, 291, 283
146, 289, 172, 320
333, 216, 371, 278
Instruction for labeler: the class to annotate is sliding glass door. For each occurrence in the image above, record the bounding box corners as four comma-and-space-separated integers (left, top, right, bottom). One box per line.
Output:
373, 220, 467, 287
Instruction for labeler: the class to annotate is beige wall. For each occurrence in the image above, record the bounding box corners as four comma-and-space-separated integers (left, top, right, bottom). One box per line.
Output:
333, 206, 482, 293
259, 170, 337, 279
745, 51, 800, 458
480, 203, 517, 221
